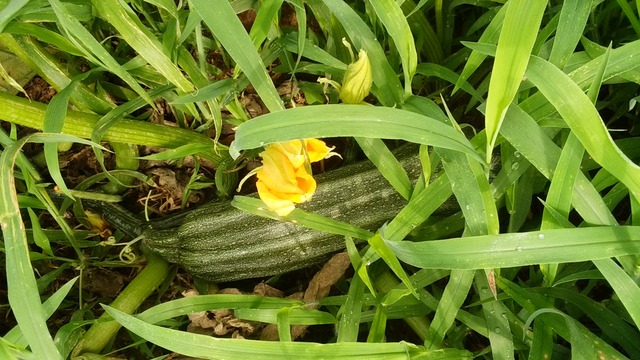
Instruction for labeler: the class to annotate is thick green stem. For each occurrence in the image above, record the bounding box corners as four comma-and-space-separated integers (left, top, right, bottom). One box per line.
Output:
76, 253, 170, 355
0, 91, 225, 164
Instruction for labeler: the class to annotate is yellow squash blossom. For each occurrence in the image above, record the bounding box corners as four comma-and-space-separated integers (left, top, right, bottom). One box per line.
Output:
255, 139, 337, 216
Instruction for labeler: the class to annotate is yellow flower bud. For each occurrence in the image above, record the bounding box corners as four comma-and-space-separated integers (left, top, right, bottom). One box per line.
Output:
339, 49, 372, 104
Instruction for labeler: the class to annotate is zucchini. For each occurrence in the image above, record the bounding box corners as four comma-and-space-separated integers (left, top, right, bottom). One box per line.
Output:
100, 144, 448, 282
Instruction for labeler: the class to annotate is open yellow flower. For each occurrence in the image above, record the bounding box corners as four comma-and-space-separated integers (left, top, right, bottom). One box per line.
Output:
255, 139, 337, 216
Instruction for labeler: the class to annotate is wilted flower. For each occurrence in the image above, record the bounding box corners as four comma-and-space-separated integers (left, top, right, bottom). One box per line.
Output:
339, 49, 372, 104
255, 139, 338, 216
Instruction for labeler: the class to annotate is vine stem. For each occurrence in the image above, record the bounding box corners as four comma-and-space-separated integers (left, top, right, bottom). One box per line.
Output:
76, 253, 170, 355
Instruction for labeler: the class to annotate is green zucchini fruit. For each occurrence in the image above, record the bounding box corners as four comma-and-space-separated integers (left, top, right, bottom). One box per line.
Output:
99, 144, 450, 282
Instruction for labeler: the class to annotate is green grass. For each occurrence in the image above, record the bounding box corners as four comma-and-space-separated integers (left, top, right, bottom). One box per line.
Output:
2, 0, 640, 359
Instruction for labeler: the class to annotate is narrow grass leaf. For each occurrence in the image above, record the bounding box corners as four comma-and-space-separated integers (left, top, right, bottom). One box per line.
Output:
368, 0, 417, 95
438, 149, 499, 236
593, 258, 640, 329
279, 32, 347, 70
367, 305, 387, 343
170, 79, 234, 104
384, 175, 453, 241
137, 143, 214, 161
91, 0, 194, 93
355, 137, 412, 200
526, 309, 599, 359
454, 4, 505, 94
3, 22, 83, 57
535, 287, 640, 357
370, 232, 417, 298
337, 267, 366, 342
474, 273, 514, 359
388, 226, 640, 269
27, 208, 52, 256
249, 0, 284, 47
615, 0, 640, 35
104, 305, 423, 359
500, 105, 617, 225
539, 133, 584, 283
498, 278, 626, 358
416, 63, 484, 103
425, 270, 474, 350
191, 0, 284, 112
277, 308, 292, 342
234, 308, 336, 325
48, 0, 154, 105
230, 105, 480, 163
529, 320, 554, 360
3, 277, 77, 348
138, 295, 303, 324
42, 81, 77, 198
526, 56, 640, 202
0, 138, 61, 359
548, 0, 593, 68
0, 0, 28, 32
484, 0, 546, 162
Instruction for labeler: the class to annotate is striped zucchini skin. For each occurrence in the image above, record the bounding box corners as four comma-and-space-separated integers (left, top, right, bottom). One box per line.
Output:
143, 144, 424, 282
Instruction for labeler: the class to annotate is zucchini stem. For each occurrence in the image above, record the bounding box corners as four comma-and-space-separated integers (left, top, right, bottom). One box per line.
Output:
76, 253, 169, 355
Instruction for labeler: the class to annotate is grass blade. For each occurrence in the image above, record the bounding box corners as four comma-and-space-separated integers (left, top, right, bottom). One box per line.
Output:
230, 104, 480, 163
526, 56, 640, 202
548, 0, 593, 68
424, 270, 474, 350
103, 305, 424, 359
355, 137, 412, 200
90, 0, 194, 93
191, 0, 284, 112
593, 258, 640, 329
368, 0, 417, 96
388, 226, 640, 269
484, 0, 546, 162
0, 138, 61, 359
48, 0, 154, 105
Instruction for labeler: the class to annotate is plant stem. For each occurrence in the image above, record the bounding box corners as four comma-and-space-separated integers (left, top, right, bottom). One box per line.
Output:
0, 91, 226, 164
76, 253, 170, 355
